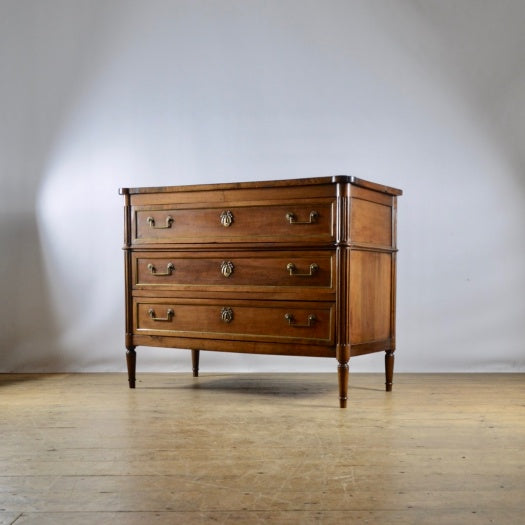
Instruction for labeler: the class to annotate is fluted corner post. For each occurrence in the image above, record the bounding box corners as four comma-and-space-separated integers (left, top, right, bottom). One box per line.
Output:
122, 188, 136, 390
126, 344, 136, 389
385, 349, 395, 392
334, 197, 351, 408
336, 344, 350, 408
191, 349, 200, 377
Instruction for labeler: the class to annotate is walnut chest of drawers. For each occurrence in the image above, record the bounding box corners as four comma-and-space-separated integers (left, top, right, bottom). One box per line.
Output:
119, 176, 402, 407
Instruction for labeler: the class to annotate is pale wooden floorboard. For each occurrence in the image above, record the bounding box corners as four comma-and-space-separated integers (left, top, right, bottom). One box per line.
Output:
0, 373, 524, 524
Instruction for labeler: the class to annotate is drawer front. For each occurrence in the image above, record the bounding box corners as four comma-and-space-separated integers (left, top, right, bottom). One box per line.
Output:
132, 200, 335, 244
134, 299, 335, 344
133, 251, 335, 291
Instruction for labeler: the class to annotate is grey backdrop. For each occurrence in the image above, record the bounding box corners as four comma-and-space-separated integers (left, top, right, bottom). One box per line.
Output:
1, 0, 524, 373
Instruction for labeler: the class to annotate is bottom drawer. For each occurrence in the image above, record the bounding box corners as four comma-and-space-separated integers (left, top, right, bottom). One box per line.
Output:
134, 299, 335, 344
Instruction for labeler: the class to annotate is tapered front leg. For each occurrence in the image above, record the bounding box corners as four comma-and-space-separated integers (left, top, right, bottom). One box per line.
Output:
385, 349, 394, 392
338, 361, 349, 408
336, 344, 350, 408
191, 349, 200, 377
126, 346, 136, 388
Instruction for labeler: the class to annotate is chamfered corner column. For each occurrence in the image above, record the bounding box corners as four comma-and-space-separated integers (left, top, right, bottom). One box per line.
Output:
126, 346, 136, 389
385, 349, 395, 392
191, 349, 200, 377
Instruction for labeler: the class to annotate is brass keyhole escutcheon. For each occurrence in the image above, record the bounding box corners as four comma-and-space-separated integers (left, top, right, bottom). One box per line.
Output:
220, 307, 234, 323
220, 210, 234, 227
220, 261, 234, 278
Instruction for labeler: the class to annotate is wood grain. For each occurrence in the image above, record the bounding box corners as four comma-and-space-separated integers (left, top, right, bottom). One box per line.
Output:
0, 373, 523, 524
132, 250, 335, 291
121, 176, 401, 406
349, 250, 392, 344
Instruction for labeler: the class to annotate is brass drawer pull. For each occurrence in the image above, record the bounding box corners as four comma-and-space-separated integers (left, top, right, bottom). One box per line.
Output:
286, 211, 318, 224
147, 216, 174, 229
220, 210, 234, 227
284, 313, 317, 327
220, 307, 234, 323
148, 308, 174, 322
286, 263, 319, 277
147, 262, 175, 276
220, 261, 235, 278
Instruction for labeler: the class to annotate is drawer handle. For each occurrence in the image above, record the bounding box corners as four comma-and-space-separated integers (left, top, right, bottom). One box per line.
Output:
220, 261, 235, 278
147, 262, 175, 276
220, 307, 234, 323
286, 262, 319, 277
284, 313, 317, 327
286, 211, 318, 225
220, 210, 234, 227
147, 216, 174, 229
148, 308, 174, 322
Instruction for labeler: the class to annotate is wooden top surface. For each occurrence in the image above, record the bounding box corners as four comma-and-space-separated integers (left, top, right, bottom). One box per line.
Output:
120, 176, 402, 196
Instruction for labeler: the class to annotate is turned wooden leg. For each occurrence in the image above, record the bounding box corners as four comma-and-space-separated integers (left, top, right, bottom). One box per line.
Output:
337, 361, 349, 408
191, 349, 200, 377
126, 346, 136, 389
385, 349, 394, 392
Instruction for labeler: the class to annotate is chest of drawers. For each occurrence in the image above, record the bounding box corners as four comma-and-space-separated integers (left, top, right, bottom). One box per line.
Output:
120, 176, 402, 407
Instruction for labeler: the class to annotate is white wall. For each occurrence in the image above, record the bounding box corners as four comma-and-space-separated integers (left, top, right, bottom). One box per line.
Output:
1, 0, 524, 373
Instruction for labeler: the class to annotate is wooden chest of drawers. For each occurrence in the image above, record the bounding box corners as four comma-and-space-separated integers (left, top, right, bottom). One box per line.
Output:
120, 176, 402, 407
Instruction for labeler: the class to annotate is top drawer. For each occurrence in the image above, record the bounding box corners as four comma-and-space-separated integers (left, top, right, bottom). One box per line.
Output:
131, 199, 335, 245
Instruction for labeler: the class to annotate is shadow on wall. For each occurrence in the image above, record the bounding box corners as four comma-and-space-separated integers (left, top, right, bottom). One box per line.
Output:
0, 1, 127, 372
0, 211, 66, 371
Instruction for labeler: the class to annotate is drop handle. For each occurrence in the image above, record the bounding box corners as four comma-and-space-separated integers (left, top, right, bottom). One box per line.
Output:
147, 262, 175, 276
284, 313, 317, 328
286, 210, 318, 224
148, 308, 174, 322
147, 216, 174, 229
287, 263, 319, 277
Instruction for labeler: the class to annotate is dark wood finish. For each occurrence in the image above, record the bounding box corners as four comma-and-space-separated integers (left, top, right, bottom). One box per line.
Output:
126, 347, 136, 388
385, 349, 395, 392
134, 299, 335, 344
120, 176, 402, 407
132, 250, 335, 291
191, 349, 200, 377
337, 362, 349, 408
133, 200, 335, 245
119, 175, 402, 196
349, 251, 392, 344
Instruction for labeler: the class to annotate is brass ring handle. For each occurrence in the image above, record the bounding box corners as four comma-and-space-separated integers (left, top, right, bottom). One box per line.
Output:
147, 216, 174, 229
148, 308, 174, 322
284, 313, 317, 327
286, 263, 319, 277
220, 261, 234, 278
286, 211, 318, 224
147, 262, 175, 276
220, 210, 234, 227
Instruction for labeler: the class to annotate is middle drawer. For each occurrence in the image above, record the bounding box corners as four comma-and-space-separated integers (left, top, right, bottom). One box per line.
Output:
132, 250, 335, 292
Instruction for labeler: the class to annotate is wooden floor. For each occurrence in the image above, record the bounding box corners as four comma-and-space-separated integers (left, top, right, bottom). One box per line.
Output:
0, 373, 524, 524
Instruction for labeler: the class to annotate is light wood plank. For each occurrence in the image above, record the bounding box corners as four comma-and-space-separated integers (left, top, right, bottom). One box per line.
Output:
0, 373, 524, 524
